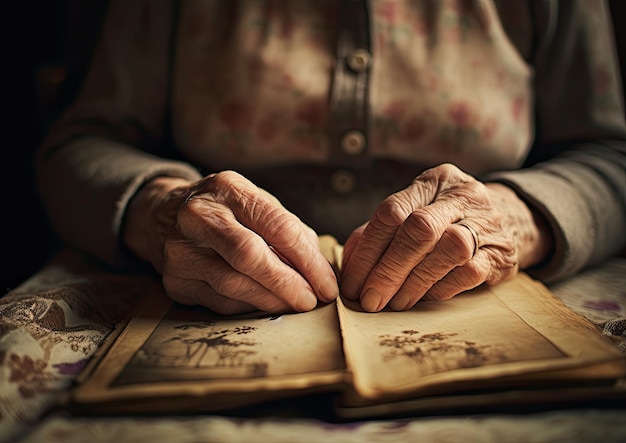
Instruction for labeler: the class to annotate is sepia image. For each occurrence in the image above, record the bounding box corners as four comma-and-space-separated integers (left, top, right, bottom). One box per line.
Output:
339, 285, 568, 397
114, 301, 345, 386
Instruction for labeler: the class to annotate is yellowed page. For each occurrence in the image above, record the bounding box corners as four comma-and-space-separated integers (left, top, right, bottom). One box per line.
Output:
74, 284, 346, 410
338, 268, 625, 401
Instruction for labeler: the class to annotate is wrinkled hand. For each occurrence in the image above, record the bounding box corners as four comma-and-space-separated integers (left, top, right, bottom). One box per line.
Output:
340, 163, 551, 312
124, 171, 339, 315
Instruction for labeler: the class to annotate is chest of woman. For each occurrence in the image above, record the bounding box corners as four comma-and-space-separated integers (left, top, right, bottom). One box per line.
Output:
171, 0, 533, 176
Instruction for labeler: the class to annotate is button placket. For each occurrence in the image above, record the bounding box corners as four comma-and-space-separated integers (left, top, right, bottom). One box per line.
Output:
327, 0, 372, 195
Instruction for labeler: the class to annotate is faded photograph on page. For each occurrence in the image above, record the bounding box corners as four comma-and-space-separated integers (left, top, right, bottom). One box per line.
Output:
114, 301, 344, 386
338, 278, 568, 399
339, 273, 625, 401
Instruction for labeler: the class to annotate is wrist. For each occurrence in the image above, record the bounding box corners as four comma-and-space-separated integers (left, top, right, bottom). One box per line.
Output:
525, 204, 554, 269
485, 183, 553, 270
123, 176, 192, 272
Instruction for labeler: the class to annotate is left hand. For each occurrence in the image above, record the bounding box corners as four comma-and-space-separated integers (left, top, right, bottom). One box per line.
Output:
340, 163, 552, 312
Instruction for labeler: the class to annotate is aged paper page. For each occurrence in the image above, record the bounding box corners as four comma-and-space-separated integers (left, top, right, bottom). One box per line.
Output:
74, 283, 346, 411
338, 274, 625, 401
116, 299, 344, 385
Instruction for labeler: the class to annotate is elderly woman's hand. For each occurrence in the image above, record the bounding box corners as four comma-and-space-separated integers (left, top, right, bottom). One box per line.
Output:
340, 163, 552, 312
124, 170, 339, 315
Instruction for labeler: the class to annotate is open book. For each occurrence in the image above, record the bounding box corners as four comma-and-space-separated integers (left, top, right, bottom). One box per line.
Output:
69, 236, 626, 418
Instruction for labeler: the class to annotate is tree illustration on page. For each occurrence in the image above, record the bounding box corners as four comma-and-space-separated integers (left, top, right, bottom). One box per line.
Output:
167, 322, 259, 368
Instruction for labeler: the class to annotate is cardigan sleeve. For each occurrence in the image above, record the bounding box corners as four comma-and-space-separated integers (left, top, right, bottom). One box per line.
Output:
35, 0, 202, 267
487, 0, 626, 283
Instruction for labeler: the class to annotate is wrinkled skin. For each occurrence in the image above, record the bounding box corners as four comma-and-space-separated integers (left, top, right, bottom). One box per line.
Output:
125, 164, 549, 315
340, 163, 550, 312
124, 170, 339, 315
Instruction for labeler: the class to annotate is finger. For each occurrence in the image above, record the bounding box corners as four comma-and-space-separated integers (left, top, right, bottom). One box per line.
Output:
355, 210, 438, 311
163, 239, 294, 312
341, 223, 367, 270
247, 207, 339, 304
163, 277, 263, 315
178, 204, 320, 312
387, 223, 476, 310
355, 179, 489, 312
340, 196, 413, 301
211, 171, 339, 304
422, 240, 519, 302
422, 250, 489, 301
340, 167, 466, 302
359, 199, 471, 312
163, 248, 293, 313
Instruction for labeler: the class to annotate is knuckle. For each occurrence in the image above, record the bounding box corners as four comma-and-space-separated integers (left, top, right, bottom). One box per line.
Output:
403, 210, 438, 242
267, 212, 302, 242
211, 170, 242, 187
229, 235, 265, 272
436, 162, 458, 176
442, 227, 474, 262
421, 162, 461, 181
372, 197, 410, 228
205, 170, 250, 204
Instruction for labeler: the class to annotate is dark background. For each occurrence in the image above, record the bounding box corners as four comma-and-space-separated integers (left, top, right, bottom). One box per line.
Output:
2, 1, 625, 293
2, 1, 109, 293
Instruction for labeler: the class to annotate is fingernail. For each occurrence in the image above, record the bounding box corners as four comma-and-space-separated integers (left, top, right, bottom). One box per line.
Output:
319, 275, 339, 302
341, 274, 360, 300
361, 288, 383, 312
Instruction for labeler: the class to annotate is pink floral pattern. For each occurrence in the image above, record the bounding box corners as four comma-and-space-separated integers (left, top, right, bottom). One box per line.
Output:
170, 0, 540, 174
47, 0, 619, 180
0, 250, 152, 443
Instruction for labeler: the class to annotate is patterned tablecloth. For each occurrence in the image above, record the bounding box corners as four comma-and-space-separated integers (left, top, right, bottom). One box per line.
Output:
1, 250, 625, 443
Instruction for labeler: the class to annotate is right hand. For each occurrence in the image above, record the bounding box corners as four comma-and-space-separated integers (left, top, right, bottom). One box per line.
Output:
123, 170, 339, 315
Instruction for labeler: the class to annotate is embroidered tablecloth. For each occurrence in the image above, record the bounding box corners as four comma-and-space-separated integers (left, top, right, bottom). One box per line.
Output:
1, 250, 624, 443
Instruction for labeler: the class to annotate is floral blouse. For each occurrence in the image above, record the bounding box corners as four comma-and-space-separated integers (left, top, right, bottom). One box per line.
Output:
37, 0, 626, 283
